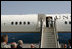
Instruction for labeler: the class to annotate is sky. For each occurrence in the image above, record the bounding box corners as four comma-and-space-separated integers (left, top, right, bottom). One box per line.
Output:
1, 1, 71, 15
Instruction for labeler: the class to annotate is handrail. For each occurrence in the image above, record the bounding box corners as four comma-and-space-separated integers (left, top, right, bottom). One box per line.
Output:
53, 19, 59, 48
39, 19, 43, 48
53, 21, 57, 48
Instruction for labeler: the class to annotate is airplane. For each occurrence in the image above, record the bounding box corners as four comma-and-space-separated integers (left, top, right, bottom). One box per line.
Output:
1, 14, 71, 48
1, 14, 71, 33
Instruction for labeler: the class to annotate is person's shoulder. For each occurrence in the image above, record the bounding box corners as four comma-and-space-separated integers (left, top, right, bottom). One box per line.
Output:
1, 42, 6, 48
17, 45, 22, 48
1, 44, 11, 48
4, 44, 11, 48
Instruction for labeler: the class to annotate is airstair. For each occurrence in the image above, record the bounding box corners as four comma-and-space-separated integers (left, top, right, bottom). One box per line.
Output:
40, 21, 59, 48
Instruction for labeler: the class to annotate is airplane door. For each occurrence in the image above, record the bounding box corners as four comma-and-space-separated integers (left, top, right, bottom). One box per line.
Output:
46, 17, 52, 27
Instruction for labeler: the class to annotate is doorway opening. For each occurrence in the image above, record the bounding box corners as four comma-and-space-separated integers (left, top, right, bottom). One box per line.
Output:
46, 16, 52, 27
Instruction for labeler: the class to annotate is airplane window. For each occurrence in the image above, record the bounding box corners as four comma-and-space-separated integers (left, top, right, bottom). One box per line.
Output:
28, 22, 30, 25
15, 22, 18, 25
65, 21, 67, 24
19, 22, 22, 25
24, 22, 26, 25
11, 22, 14, 25
69, 21, 71, 24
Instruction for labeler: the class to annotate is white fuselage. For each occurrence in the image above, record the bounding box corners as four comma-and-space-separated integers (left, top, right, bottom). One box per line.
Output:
45, 14, 71, 32
1, 14, 71, 33
1, 14, 39, 33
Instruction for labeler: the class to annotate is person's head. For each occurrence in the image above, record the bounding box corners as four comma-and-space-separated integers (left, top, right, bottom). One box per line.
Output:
31, 44, 35, 48
48, 17, 51, 19
1, 34, 8, 43
18, 40, 23, 45
64, 44, 67, 48
11, 42, 17, 48
68, 39, 71, 44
